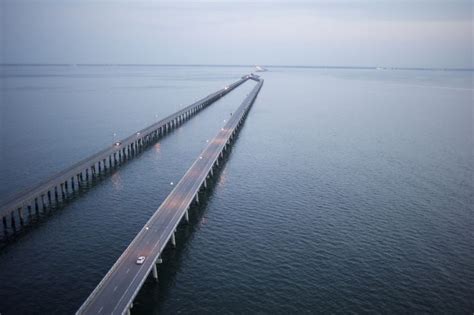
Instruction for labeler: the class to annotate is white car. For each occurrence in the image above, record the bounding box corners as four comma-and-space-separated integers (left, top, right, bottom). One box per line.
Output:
136, 256, 146, 265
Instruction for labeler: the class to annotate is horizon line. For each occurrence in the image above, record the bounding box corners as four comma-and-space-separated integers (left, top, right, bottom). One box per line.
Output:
1, 63, 473, 71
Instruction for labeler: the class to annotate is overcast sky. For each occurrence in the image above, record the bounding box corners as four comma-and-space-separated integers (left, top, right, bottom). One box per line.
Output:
1, 0, 472, 68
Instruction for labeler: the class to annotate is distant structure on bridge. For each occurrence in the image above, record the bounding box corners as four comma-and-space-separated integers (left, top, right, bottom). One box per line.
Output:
77, 75, 263, 315
0, 76, 250, 242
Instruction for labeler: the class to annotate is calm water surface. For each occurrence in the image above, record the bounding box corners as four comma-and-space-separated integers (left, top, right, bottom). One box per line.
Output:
0, 65, 472, 314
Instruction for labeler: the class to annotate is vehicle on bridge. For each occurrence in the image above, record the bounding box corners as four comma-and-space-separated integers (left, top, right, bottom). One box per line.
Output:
136, 256, 146, 265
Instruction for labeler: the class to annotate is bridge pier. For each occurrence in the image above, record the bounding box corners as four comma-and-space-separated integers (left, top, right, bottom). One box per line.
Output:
171, 232, 176, 247
18, 207, 24, 226
41, 194, 46, 210
54, 186, 59, 203
185, 209, 189, 223
195, 193, 199, 204
27, 205, 32, 218
152, 264, 158, 281
11, 212, 16, 232
61, 183, 66, 200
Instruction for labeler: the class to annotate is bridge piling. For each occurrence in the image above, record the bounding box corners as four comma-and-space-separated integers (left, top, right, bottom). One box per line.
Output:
41, 194, 46, 210
18, 208, 24, 226
54, 187, 59, 203
171, 232, 176, 247
152, 264, 158, 281
61, 183, 65, 200
10, 212, 16, 232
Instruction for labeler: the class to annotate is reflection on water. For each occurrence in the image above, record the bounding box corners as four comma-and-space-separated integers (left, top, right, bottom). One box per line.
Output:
111, 172, 124, 191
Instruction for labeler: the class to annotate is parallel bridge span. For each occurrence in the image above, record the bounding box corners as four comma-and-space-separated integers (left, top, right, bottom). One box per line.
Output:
77, 76, 263, 315
0, 75, 251, 240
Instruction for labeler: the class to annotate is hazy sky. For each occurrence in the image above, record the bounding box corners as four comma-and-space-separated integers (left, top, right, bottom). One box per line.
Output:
1, 0, 472, 68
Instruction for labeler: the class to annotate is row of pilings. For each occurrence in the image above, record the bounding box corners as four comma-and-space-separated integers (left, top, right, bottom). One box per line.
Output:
0, 77, 249, 243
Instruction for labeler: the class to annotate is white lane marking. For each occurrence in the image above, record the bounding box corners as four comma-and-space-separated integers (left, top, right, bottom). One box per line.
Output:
126, 268, 130, 274
98, 306, 103, 313
113, 286, 118, 292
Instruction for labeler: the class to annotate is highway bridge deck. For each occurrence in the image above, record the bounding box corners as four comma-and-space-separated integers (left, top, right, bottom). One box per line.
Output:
77, 76, 263, 315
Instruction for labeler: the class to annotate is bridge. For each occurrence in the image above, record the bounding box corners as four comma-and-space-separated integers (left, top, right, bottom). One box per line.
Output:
0, 75, 251, 240
76, 76, 263, 315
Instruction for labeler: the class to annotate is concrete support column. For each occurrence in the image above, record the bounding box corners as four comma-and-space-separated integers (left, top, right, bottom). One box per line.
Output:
71, 177, 75, 192
65, 180, 69, 193
61, 183, 65, 200
54, 186, 59, 202
35, 198, 39, 212
27, 205, 32, 217
41, 194, 47, 210
185, 209, 189, 223
77, 174, 82, 188
171, 232, 176, 247
18, 208, 24, 226
10, 212, 16, 232
195, 193, 199, 204
152, 264, 158, 281
86, 169, 89, 181
204, 179, 207, 189
48, 191, 52, 205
